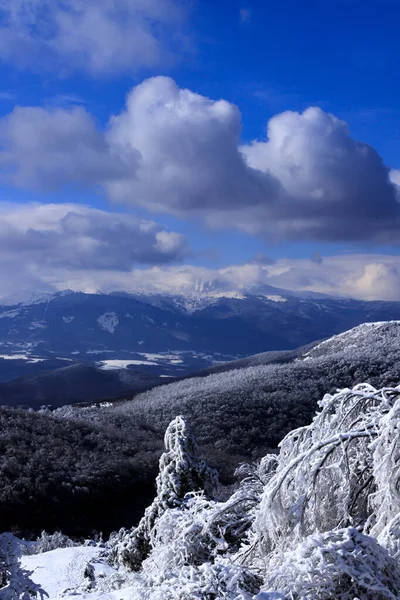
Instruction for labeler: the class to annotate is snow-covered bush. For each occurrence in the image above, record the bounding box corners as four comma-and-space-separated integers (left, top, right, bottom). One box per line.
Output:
35, 530, 75, 553
252, 383, 400, 555
110, 415, 218, 570
260, 527, 400, 600
130, 561, 261, 600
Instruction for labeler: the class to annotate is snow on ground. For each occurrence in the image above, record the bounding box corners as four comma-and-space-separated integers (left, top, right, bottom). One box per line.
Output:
142, 352, 183, 363
0, 354, 46, 363
21, 546, 118, 599
98, 359, 158, 369
28, 321, 47, 330
174, 291, 247, 314
18, 544, 144, 600
62, 316, 75, 324
97, 313, 119, 334
86, 350, 116, 354
303, 320, 400, 358
0, 309, 21, 319
0, 290, 54, 307
97, 352, 185, 370
264, 295, 287, 303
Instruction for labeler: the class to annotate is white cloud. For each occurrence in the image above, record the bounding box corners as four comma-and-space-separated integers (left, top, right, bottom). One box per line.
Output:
18, 253, 399, 302
346, 262, 400, 301
258, 254, 400, 301
1, 77, 400, 244
106, 77, 278, 218
390, 170, 400, 186
241, 107, 398, 240
0, 105, 138, 189
0, 0, 187, 75
0, 203, 189, 295
0, 205, 398, 301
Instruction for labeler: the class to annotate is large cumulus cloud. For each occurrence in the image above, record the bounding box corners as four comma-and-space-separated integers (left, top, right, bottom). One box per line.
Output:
0, 203, 189, 295
0, 0, 186, 75
1, 76, 399, 243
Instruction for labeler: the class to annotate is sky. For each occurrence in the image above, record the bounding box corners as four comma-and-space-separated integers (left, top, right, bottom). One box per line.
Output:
0, 0, 400, 300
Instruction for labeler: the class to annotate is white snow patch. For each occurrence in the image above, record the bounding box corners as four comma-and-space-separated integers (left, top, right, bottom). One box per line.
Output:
97, 312, 119, 334
21, 546, 116, 599
86, 349, 115, 354
264, 295, 287, 303
28, 321, 47, 330
142, 352, 183, 363
0, 354, 45, 363
98, 359, 158, 369
0, 309, 21, 319
173, 291, 247, 314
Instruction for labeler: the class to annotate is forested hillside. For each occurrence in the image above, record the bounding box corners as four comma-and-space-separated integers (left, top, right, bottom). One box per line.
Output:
1, 321, 400, 537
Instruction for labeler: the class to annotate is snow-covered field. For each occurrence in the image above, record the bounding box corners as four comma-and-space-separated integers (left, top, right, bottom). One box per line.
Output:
0, 354, 46, 363
22, 546, 115, 599
4, 536, 138, 600
98, 359, 158, 369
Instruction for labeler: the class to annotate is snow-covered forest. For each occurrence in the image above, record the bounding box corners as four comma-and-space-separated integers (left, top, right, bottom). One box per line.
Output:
3, 379, 400, 599
2, 322, 400, 538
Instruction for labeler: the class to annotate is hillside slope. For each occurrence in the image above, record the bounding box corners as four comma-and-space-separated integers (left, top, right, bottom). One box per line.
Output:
2, 321, 400, 536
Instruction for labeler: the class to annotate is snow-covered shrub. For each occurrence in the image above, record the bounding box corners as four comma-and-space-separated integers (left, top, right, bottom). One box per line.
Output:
130, 560, 261, 600
35, 530, 75, 553
141, 494, 219, 570
202, 456, 278, 557
110, 415, 218, 570
368, 397, 400, 554
260, 527, 400, 600
0, 533, 46, 599
252, 384, 400, 554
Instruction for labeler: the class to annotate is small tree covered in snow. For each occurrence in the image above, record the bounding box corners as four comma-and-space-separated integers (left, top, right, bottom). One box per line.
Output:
110, 415, 218, 570
35, 531, 75, 554
0, 533, 47, 600
251, 384, 400, 555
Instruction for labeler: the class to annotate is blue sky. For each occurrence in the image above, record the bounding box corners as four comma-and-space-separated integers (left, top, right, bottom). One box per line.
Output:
0, 0, 399, 300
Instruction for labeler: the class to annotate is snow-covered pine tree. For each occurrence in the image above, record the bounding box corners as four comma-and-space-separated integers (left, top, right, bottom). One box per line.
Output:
110, 415, 218, 570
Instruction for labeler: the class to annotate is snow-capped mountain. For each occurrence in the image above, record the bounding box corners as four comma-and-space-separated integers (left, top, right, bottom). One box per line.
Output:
1, 288, 400, 407
1, 287, 400, 365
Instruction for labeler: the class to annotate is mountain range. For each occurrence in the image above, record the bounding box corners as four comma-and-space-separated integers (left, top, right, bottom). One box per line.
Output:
2, 287, 400, 406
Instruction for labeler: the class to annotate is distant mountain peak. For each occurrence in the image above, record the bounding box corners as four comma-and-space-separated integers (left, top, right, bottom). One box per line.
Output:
0, 289, 77, 307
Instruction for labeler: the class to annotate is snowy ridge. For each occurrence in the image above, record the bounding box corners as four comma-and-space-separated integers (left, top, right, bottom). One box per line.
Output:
115, 283, 333, 314
302, 320, 400, 360
0, 289, 76, 307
